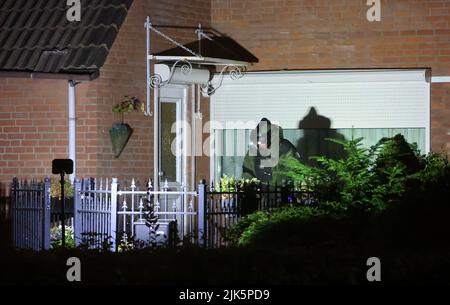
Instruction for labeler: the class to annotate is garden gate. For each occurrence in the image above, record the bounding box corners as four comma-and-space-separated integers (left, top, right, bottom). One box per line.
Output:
10, 177, 315, 250
73, 178, 198, 251
11, 177, 199, 251
11, 178, 51, 251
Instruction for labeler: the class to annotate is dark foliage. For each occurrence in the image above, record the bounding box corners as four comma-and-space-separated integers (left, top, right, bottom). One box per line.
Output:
1, 244, 450, 284
231, 135, 450, 252
1, 136, 449, 284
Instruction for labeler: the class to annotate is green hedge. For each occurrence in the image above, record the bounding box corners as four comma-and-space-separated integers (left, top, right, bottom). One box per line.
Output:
230, 135, 450, 250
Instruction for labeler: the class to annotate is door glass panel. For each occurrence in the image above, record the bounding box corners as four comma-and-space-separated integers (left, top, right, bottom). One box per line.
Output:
160, 102, 177, 182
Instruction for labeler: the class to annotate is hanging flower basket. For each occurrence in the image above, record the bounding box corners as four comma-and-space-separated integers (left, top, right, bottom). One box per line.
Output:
110, 96, 144, 158
110, 123, 133, 158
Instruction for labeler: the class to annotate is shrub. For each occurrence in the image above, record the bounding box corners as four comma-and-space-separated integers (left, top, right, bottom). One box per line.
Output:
233, 135, 450, 250
215, 175, 260, 192
275, 137, 409, 212
376, 151, 450, 250
50, 179, 74, 199
50, 225, 75, 249
230, 205, 333, 247
411, 152, 449, 187
118, 236, 146, 253
374, 134, 424, 175
226, 211, 270, 246
77, 233, 113, 251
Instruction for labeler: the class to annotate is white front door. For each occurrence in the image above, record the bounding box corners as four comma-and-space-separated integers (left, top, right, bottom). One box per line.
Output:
158, 86, 186, 190
157, 86, 188, 229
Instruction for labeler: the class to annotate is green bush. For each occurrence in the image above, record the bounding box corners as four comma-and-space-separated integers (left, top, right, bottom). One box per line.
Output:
410, 152, 449, 186
275, 136, 411, 212
215, 175, 260, 192
226, 211, 270, 246
230, 204, 387, 248
50, 179, 74, 199
233, 135, 449, 250
50, 226, 75, 249
374, 134, 424, 173
230, 205, 335, 246
376, 151, 450, 251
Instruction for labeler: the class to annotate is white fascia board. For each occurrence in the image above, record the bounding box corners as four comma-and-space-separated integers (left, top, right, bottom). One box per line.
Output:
152, 56, 251, 66
431, 76, 450, 83
212, 69, 428, 86
152, 56, 204, 61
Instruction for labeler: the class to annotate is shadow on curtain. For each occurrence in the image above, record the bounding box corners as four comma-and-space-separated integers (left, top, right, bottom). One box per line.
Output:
297, 107, 347, 166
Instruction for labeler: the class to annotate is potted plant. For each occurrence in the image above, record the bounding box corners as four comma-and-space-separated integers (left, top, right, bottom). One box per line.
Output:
110, 96, 144, 158
216, 175, 260, 213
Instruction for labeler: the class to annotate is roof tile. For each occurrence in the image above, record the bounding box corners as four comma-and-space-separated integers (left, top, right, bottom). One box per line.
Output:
0, 0, 133, 75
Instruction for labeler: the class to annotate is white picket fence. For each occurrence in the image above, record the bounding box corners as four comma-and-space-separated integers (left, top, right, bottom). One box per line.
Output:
74, 178, 200, 251
11, 177, 312, 251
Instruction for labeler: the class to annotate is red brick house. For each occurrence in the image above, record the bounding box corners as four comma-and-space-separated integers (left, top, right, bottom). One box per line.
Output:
1, 0, 449, 197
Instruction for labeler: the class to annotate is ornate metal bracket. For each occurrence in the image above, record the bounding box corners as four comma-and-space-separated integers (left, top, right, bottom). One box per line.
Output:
145, 16, 248, 116
148, 59, 193, 89
201, 64, 247, 96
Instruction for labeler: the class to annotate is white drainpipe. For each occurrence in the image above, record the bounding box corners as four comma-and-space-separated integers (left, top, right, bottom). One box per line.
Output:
68, 80, 77, 182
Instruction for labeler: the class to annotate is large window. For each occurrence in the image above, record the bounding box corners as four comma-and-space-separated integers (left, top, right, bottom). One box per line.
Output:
213, 128, 426, 181
210, 69, 431, 181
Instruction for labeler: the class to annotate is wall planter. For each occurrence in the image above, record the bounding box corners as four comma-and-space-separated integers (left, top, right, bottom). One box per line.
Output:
110, 96, 144, 158
110, 123, 133, 158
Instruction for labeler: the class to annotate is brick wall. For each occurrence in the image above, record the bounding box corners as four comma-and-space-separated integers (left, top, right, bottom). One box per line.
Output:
2, 0, 449, 191
0, 78, 75, 188
92, 0, 211, 186
431, 82, 450, 152
211, 0, 450, 153
0, 0, 212, 189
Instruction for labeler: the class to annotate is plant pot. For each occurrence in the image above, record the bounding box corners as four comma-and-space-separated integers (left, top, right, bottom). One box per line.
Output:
109, 123, 133, 158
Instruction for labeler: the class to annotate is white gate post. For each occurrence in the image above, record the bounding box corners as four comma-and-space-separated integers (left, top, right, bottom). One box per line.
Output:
197, 180, 206, 247
110, 178, 118, 252
73, 178, 82, 247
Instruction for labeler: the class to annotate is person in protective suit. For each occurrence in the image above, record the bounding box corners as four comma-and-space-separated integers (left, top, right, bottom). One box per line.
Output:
242, 118, 300, 183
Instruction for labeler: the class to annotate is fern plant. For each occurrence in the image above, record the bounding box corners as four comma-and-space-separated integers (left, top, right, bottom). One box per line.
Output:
143, 193, 161, 247
275, 137, 408, 212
